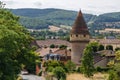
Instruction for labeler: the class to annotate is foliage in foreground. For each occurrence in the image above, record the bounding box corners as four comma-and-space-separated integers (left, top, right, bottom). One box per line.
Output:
0, 6, 39, 80
108, 50, 120, 80
65, 60, 76, 73
53, 67, 66, 80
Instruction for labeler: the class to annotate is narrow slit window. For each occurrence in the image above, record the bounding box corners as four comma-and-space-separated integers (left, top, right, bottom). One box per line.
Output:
76, 35, 78, 37
84, 35, 86, 37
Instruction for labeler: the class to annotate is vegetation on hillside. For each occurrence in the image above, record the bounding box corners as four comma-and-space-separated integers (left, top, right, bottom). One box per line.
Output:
10, 8, 95, 29
95, 12, 120, 22
9, 8, 120, 38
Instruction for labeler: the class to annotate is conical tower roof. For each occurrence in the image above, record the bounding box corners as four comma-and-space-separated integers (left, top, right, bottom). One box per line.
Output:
71, 10, 90, 35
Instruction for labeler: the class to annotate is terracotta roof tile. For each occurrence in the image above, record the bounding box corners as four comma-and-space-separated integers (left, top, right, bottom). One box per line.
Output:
53, 49, 71, 56
37, 48, 59, 56
36, 39, 71, 47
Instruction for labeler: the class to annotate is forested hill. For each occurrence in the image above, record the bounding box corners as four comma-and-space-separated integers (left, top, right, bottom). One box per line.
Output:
10, 8, 120, 29
94, 12, 120, 22
10, 8, 95, 29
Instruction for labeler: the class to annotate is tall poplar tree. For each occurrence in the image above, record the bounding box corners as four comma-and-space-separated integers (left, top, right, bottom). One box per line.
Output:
81, 44, 94, 77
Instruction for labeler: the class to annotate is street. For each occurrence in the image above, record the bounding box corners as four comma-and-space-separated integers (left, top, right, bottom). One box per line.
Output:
20, 74, 45, 80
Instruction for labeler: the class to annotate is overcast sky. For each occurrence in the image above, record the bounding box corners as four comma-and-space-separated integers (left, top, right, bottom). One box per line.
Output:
1, 0, 120, 15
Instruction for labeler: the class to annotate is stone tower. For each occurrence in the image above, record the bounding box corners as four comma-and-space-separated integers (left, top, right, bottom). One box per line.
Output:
70, 10, 90, 64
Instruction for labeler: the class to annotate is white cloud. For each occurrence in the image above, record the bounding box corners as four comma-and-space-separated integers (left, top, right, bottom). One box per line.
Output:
1, 0, 120, 15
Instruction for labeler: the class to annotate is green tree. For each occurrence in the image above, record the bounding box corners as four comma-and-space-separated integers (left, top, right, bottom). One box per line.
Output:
115, 50, 120, 77
115, 50, 120, 61
108, 70, 119, 80
50, 44, 55, 48
0, 5, 39, 79
53, 67, 66, 80
115, 47, 120, 51
89, 42, 99, 52
44, 60, 64, 72
65, 60, 76, 73
108, 50, 120, 80
81, 44, 94, 77
59, 45, 67, 49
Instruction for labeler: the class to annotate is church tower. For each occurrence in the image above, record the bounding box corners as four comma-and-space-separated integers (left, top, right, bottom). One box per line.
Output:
70, 10, 90, 64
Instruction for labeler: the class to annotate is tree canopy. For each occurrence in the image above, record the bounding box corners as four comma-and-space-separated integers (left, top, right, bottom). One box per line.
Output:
53, 66, 66, 80
0, 5, 39, 80
89, 42, 99, 52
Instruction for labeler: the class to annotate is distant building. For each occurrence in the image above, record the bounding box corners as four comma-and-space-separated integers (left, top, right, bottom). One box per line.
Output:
95, 28, 120, 34
92, 38, 120, 50
35, 39, 71, 48
43, 49, 71, 62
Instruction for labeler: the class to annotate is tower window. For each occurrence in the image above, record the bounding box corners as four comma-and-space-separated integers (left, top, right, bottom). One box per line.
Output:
71, 34, 72, 37
83, 35, 86, 37
76, 35, 78, 37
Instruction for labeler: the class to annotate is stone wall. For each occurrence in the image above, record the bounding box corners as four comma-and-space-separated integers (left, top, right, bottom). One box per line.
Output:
71, 42, 88, 64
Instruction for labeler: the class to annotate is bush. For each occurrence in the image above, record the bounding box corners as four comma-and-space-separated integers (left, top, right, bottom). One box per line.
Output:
53, 67, 66, 80
50, 44, 55, 48
59, 45, 67, 49
76, 67, 81, 73
115, 47, 120, 51
47, 66, 54, 72
65, 60, 76, 73
96, 67, 110, 72
108, 70, 119, 80
38, 70, 42, 76
17, 76, 22, 80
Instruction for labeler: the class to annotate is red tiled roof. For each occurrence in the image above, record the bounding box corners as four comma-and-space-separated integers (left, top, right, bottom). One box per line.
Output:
37, 48, 59, 56
36, 39, 71, 47
53, 49, 71, 56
